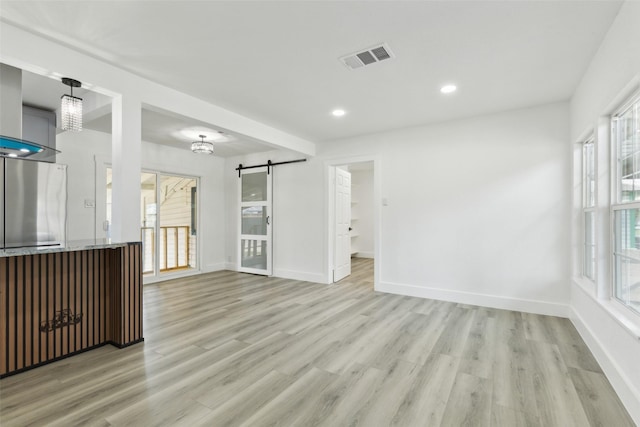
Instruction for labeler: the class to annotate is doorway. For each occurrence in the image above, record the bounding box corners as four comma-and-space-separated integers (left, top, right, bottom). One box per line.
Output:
327, 157, 379, 288
334, 166, 352, 282
238, 166, 272, 275
106, 168, 199, 279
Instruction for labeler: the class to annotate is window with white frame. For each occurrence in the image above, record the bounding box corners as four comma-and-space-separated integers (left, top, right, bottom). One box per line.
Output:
613, 93, 640, 315
583, 138, 596, 281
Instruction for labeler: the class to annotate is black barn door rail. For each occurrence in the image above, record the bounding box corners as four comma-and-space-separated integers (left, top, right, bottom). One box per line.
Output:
236, 158, 307, 177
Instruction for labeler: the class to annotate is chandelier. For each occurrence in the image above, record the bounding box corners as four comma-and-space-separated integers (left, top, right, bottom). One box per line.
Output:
60, 77, 83, 132
191, 134, 214, 154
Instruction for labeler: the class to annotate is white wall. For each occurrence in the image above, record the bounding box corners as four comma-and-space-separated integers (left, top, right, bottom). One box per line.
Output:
570, 2, 640, 141
57, 129, 227, 274
351, 168, 374, 258
325, 102, 571, 315
569, 1, 640, 423
57, 129, 111, 241
226, 102, 571, 316
225, 150, 327, 283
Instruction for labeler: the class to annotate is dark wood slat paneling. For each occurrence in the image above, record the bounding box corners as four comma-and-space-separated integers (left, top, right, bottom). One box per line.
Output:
1, 259, 7, 374
0, 243, 143, 378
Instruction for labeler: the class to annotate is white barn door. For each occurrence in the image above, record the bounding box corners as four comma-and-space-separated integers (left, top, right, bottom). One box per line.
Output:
239, 167, 272, 275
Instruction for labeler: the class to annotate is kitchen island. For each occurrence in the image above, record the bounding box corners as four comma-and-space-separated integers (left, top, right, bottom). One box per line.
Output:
0, 240, 143, 378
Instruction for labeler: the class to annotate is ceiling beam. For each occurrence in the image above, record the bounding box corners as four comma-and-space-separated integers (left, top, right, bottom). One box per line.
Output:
0, 22, 316, 157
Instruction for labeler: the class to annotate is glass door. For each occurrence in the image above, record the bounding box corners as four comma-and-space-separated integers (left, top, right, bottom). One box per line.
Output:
158, 174, 198, 274
239, 167, 272, 275
106, 168, 198, 279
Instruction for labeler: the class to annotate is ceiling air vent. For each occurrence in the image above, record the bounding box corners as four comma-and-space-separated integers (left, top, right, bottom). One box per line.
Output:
340, 44, 393, 70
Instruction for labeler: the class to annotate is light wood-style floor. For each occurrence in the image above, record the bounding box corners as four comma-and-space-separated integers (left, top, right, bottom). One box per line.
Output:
0, 258, 634, 426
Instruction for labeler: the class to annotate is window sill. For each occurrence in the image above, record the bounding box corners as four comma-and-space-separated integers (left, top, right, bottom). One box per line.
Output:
572, 277, 640, 340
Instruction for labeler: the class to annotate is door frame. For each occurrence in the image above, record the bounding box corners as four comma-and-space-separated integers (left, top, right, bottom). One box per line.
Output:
97, 160, 203, 284
238, 166, 273, 276
333, 166, 352, 282
325, 155, 381, 289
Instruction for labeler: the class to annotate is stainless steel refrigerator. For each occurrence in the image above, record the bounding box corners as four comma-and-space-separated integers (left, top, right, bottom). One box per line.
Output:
1, 157, 67, 249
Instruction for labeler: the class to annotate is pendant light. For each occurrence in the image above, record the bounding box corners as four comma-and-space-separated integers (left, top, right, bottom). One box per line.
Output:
61, 77, 83, 132
191, 134, 214, 154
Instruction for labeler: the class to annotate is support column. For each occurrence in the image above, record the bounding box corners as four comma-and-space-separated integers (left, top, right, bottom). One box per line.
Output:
111, 95, 141, 242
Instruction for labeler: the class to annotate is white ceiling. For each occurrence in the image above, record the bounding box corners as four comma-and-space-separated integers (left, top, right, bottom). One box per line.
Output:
20, 70, 273, 157
22, 71, 90, 111
1, 1, 623, 143
85, 109, 274, 157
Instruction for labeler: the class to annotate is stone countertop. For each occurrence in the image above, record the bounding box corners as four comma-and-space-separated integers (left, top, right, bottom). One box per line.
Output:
0, 239, 140, 258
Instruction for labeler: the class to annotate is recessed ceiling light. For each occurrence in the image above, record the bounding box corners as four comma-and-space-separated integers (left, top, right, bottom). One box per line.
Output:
332, 109, 346, 117
19, 148, 30, 153
8, 153, 18, 158
440, 84, 457, 94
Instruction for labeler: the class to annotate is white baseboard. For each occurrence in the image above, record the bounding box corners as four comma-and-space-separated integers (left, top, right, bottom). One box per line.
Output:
202, 262, 227, 273
353, 252, 374, 259
143, 269, 203, 285
377, 280, 569, 317
272, 268, 326, 284
224, 262, 238, 271
222, 264, 324, 284
143, 262, 228, 285
570, 307, 640, 425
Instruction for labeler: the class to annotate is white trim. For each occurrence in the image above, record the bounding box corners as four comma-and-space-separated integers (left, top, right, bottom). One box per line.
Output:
611, 88, 640, 118
94, 155, 110, 240
573, 277, 640, 340
609, 89, 640, 316
143, 261, 227, 284
142, 262, 230, 285
611, 201, 640, 211
326, 165, 336, 284
378, 280, 570, 317
143, 268, 201, 285
272, 268, 326, 284
581, 135, 597, 281
570, 306, 640, 425
154, 172, 161, 277
575, 126, 595, 146
202, 262, 227, 273
595, 115, 612, 300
